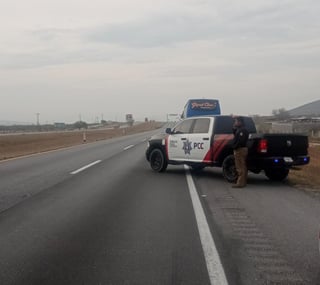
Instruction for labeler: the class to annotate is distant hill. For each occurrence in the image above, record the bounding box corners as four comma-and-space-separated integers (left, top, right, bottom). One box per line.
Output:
289, 99, 320, 117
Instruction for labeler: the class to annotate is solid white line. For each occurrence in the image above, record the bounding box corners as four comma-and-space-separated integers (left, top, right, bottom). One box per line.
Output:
70, 160, 102, 175
124, 145, 134, 150
184, 165, 229, 285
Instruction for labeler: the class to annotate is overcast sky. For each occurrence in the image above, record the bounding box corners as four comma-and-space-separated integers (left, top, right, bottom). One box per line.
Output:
1, 0, 319, 123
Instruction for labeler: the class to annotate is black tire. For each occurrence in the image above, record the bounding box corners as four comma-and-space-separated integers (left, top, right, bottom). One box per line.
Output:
265, 168, 289, 181
149, 148, 168, 172
222, 154, 238, 183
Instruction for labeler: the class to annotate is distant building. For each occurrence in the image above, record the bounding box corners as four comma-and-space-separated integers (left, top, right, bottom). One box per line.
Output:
54, 122, 66, 129
268, 100, 320, 137
271, 122, 293, 133
125, 114, 134, 126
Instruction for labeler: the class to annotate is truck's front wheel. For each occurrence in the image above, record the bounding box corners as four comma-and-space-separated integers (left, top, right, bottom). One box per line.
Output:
149, 148, 168, 172
222, 155, 238, 183
265, 168, 289, 181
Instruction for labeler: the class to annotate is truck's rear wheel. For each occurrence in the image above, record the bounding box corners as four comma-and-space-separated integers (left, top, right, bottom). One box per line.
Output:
149, 149, 168, 172
222, 155, 238, 183
265, 168, 289, 181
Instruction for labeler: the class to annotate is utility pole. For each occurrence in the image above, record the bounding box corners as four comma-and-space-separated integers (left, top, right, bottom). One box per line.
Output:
36, 113, 40, 125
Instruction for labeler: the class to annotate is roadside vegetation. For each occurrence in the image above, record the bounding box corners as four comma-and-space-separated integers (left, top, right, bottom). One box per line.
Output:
288, 142, 320, 191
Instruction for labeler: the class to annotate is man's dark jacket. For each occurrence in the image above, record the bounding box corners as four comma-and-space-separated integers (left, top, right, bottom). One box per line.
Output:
232, 127, 249, 150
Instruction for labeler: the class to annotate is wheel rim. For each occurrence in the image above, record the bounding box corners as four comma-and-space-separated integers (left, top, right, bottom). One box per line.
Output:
227, 164, 237, 180
151, 151, 162, 170
224, 157, 237, 181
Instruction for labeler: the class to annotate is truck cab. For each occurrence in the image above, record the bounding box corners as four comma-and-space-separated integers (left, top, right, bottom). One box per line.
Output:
166, 117, 213, 163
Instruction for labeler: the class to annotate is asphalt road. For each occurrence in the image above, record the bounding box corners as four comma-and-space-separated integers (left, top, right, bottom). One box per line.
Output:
0, 130, 319, 284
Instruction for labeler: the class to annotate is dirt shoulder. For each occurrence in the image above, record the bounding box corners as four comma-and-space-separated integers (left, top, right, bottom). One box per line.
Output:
288, 144, 320, 192
0, 122, 163, 161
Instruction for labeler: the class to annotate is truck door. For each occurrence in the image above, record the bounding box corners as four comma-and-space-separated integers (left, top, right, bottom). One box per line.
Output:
187, 118, 212, 162
167, 119, 194, 161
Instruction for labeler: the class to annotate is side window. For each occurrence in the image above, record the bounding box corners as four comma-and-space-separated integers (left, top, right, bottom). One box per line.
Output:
192, 118, 210, 134
173, 119, 194, 134
214, 117, 234, 134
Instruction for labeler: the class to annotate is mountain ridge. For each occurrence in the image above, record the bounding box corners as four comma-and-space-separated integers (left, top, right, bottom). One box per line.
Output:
289, 99, 320, 117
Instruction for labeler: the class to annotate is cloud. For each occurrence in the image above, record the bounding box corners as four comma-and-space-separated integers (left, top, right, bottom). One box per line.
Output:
86, 0, 320, 49
0, 27, 117, 69
86, 14, 219, 48
1, 0, 319, 72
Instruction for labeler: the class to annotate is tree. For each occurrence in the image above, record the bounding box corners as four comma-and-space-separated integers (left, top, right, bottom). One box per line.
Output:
74, 121, 88, 130
272, 108, 290, 120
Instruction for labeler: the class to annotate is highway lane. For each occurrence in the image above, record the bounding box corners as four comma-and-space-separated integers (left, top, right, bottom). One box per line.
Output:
0, 130, 319, 284
0, 134, 212, 285
0, 131, 157, 213
192, 168, 320, 285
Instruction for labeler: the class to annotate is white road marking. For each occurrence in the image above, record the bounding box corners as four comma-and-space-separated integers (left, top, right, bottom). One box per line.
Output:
70, 160, 102, 175
124, 145, 134, 150
184, 165, 229, 285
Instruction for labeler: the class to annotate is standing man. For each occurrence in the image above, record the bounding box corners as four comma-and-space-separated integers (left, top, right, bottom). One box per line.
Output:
232, 116, 249, 188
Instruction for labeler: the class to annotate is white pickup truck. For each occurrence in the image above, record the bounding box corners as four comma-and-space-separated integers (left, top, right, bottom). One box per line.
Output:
146, 115, 309, 182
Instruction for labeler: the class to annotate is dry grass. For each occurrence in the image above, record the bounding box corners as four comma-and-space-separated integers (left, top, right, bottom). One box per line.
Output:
288, 144, 320, 191
0, 122, 163, 161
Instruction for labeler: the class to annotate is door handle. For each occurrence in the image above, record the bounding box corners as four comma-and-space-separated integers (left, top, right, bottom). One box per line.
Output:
181, 138, 187, 141
203, 138, 209, 140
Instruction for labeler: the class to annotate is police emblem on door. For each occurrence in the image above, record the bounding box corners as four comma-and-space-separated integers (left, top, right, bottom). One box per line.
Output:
183, 140, 193, 155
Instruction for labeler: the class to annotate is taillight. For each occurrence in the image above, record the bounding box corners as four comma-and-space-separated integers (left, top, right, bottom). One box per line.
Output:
258, 139, 268, 153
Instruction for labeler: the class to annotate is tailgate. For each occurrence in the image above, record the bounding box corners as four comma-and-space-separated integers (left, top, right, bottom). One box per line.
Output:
262, 134, 308, 156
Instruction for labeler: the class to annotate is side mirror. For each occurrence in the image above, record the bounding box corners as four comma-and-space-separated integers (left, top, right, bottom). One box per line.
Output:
165, 128, 172, 134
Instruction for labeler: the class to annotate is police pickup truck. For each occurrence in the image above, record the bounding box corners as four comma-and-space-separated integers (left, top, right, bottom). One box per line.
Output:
145, 115, 309, 182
